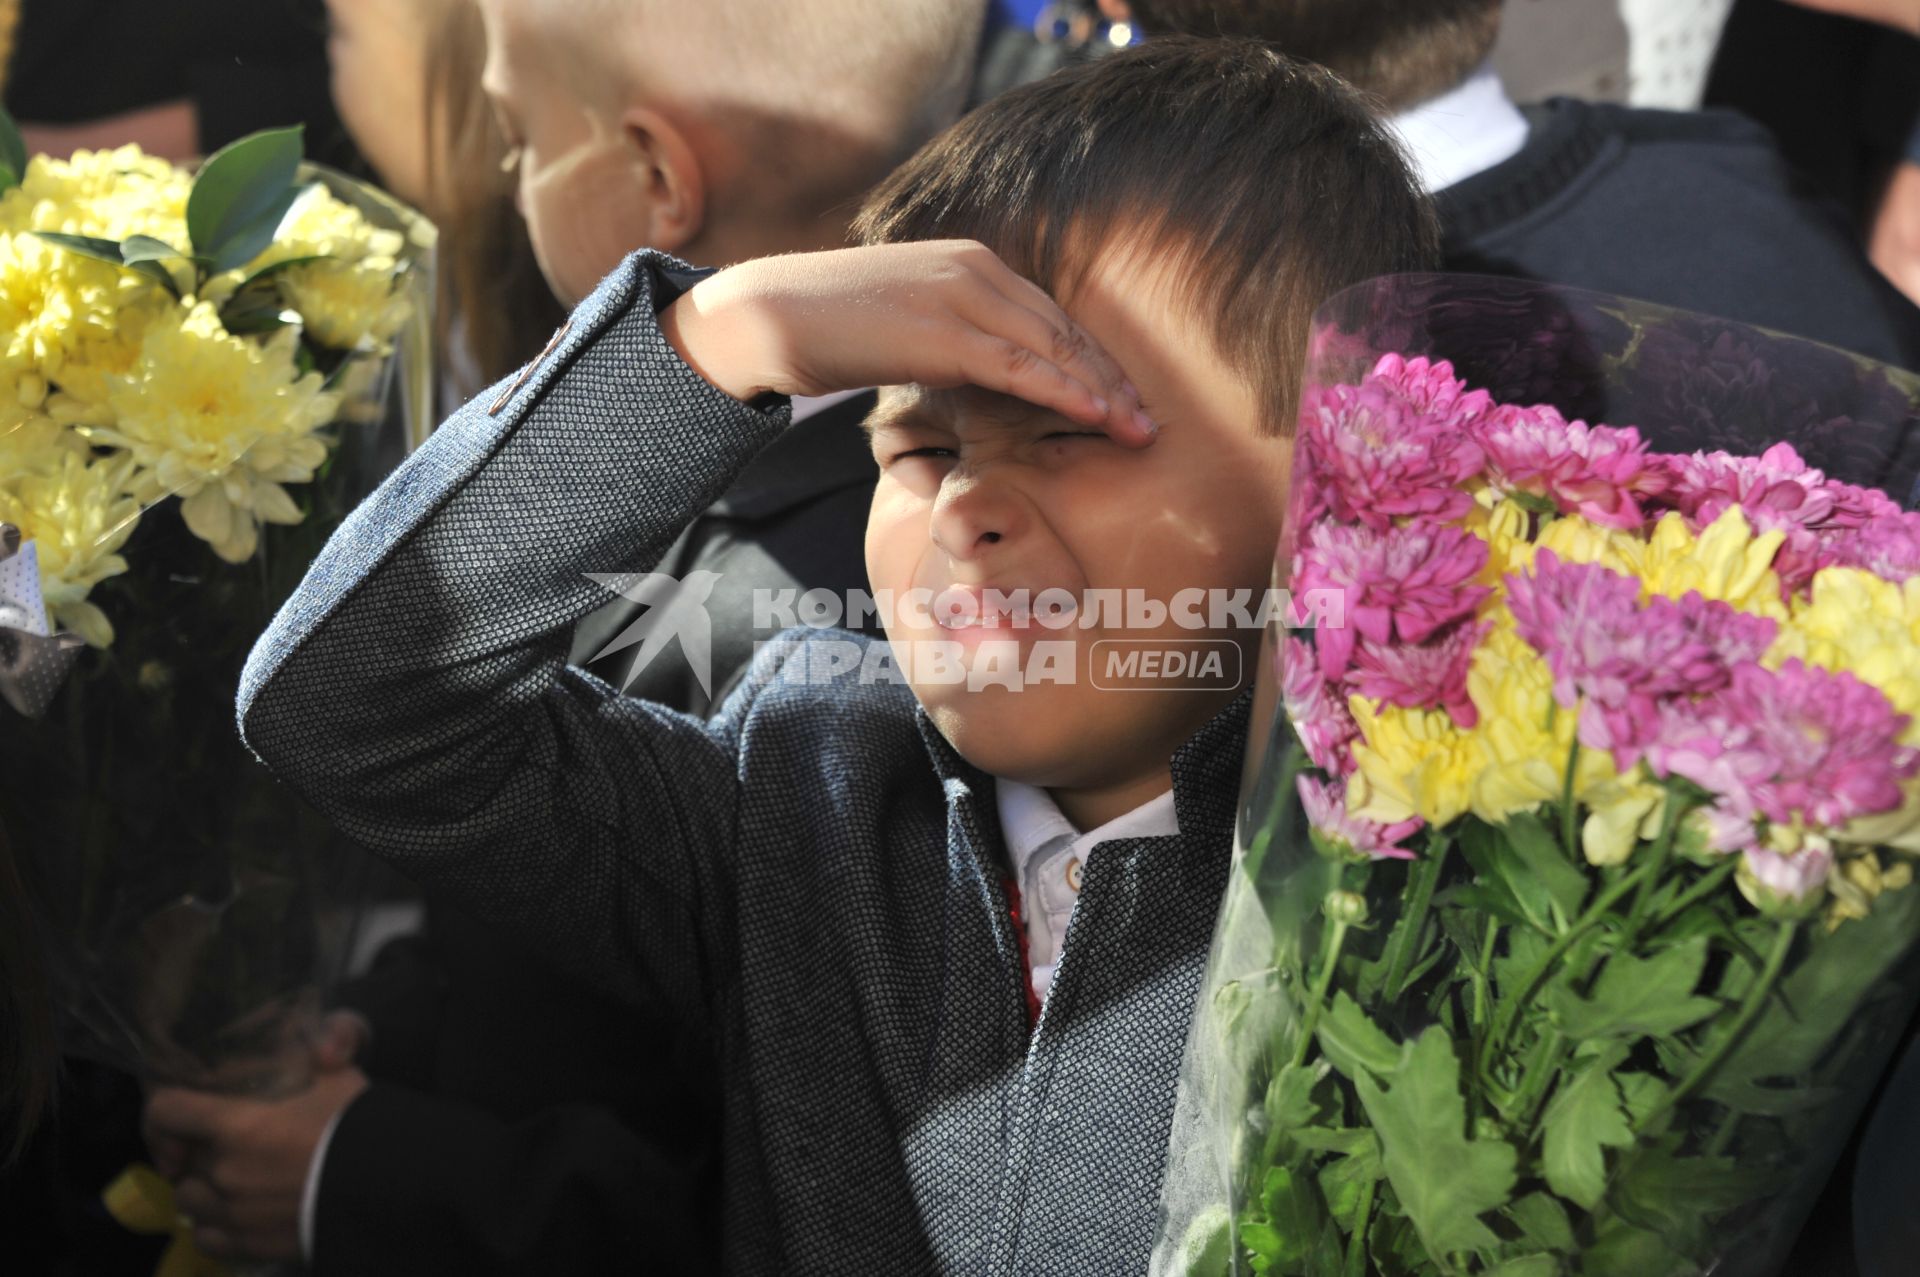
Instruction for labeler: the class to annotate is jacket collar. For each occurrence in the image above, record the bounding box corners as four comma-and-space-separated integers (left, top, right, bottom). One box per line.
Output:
913, 689, 1253, 854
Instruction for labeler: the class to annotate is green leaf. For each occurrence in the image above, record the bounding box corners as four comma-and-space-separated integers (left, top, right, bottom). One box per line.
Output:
1484, 1257, 1561, 1277
1500, 810, 1591, 922
235, 252, 330, 289
1317, 1132, 1383, 1231
1316, 992, 1401, 1081
1266, 1062, 1325, 1134
1171, 1207, 1233, 1277
1709, 883, 1920, 1101
121, 234, 189, 264
1540, 1049, 1635, 1208
186, 125, 304, 261
1506, 1192, 1575, 1253
1255, 1165, 1326, 1272
0, 105, 25, 194
1353, 1027, 1518, 1259
1609, 1145, 1780, 1237
1582, 1215, 1692, 1277
1462, 815, 1586, 934
1614, 1073, 1670, 1130
1546, 936, 1720, 1041
210, 184, 310, 275
31, 232, 183, 299
30, 231, 125, 265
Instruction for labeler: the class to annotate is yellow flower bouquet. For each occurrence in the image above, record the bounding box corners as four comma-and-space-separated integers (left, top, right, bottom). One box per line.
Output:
0, 110, 434, 1092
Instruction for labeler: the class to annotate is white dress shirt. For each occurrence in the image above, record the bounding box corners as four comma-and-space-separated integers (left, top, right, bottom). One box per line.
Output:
995, 781, 1181, 1003
1387, 61, 1532, 195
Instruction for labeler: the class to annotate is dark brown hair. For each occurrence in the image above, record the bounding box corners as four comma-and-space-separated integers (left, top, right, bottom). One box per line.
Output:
855, 36, 1438, 432
421, 0, 567, 396
1124, 0, 1503, 111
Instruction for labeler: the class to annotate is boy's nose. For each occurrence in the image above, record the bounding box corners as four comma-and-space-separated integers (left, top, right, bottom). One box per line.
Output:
929, 473, 1025, 560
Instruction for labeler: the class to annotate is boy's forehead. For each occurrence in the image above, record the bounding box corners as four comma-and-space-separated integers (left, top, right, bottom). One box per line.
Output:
866, 385, 1048, 433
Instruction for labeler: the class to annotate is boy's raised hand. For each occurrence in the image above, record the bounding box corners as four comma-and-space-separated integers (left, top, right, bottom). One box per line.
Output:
661, 240, 1157, 446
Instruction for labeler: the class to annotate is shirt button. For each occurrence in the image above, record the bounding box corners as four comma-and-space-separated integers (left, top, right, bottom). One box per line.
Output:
1065, 857, 1083, 892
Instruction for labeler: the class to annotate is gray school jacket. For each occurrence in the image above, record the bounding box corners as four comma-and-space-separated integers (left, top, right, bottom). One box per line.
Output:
238, 250, 1249, 1275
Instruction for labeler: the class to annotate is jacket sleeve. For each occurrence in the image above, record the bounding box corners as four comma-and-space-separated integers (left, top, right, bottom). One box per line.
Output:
310, 1083, 714, 1277
237, 250, 790, 1014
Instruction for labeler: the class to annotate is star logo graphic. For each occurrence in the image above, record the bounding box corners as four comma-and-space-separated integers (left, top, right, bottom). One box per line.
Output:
582, 570, 724, 697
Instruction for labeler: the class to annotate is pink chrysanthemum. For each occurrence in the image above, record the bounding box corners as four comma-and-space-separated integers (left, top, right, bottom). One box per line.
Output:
1281, 636, 1360, 776
1368, 354, 1497, 429
1296, 366, 1487, 531
1471, 403, 1667, 529
1298, 774, 1422, 861
1661, 443, 1906, 592
1644, 660, 1919, 829
1294, 519, 1491, 682
1349, 620, 1487, 728
1505, 552, 1778, 765
1826, 509, 1920, 584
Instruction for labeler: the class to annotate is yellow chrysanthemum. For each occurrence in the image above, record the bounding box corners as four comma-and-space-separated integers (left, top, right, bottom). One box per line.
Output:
85, 303, 338, 562
277, 259, 413, 351
0, 450, 141, 647
1347, 697, 1481, 828
0, 230, 130, 381
1463, 495, 1536, 593
1535, 507, 1787, 620
0, 410, 89, 476
1461, 623, 1623, 825
253, 185, 406, 268
0, 147, 192, 243
1771, 566, 1920, 734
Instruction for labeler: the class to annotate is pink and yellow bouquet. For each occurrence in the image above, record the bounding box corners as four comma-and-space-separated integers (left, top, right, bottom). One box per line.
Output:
1155, 281, 1920, 1277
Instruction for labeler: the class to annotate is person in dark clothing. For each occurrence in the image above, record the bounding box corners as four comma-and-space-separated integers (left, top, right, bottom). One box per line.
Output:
3, 0, 356, 168
1105, 0, 1920, 371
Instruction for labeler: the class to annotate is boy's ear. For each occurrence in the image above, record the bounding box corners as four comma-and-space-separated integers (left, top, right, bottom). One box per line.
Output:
1096, 0, 1133, 23
621, 105, 706, 253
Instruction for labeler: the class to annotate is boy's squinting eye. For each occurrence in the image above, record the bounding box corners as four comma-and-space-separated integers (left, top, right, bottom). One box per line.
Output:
890, 445, 958, 463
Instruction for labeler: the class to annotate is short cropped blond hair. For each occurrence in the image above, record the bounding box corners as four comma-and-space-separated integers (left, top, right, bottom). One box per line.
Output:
542, 0, 988, 213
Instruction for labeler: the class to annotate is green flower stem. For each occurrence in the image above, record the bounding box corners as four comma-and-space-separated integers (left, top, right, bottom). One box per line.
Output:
1649, 856, 1740, 933
1344, 1175, 1377, 1277
1512, 1028, 1569, 1132
1379, 832, 1451, 1001
1478, 857, 1661, 1075
1289, 917, 1353, 1071
1618, 783, 1690, 948
1560, 732, 1581, 859
1636, 920, 1799, 1135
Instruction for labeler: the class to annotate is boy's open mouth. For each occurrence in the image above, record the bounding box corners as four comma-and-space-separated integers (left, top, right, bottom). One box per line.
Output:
930, 583, 1078, 641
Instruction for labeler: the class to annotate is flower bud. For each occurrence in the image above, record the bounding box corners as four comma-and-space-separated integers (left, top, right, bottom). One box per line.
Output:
1737, 836, 1832, 920
1322, 890, 1368, 927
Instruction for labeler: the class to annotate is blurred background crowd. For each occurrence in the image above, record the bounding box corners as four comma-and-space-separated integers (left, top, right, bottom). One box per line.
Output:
2, 1, 1917, 1274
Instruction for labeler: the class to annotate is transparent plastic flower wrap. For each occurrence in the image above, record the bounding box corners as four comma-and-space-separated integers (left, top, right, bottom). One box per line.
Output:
0, 114, 435, 1094
1151, 275, 1920, 1277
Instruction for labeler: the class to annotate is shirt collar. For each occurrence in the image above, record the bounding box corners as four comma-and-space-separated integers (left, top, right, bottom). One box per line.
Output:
1387, 61, 1531, 194
994, 778, 1181, 874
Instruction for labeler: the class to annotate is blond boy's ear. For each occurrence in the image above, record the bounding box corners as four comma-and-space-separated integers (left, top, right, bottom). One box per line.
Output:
1097, 0, 1133, 22
620, 104, 707, 255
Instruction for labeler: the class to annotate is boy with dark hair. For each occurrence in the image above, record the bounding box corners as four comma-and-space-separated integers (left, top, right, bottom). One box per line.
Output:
1104, 0, 1920, 371
204, 38, 1434, 1274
